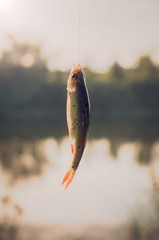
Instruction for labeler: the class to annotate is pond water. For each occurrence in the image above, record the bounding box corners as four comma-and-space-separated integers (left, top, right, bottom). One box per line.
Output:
0, 133, 159, 227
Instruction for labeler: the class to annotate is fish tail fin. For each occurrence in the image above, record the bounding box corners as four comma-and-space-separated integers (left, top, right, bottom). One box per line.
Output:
61, 166, 76, 190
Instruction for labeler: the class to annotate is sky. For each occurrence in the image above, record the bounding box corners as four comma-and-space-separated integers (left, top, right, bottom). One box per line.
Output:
0, 0, 159, 71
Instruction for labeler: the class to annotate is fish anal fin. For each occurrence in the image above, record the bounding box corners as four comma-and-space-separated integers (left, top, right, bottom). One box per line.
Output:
71, 144, 74, 154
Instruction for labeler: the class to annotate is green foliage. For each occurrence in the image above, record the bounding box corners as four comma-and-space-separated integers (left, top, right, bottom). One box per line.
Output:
0, 39, 159, 142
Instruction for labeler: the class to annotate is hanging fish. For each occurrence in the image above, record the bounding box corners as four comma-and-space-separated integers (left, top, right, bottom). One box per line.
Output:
62, 64, 90, 189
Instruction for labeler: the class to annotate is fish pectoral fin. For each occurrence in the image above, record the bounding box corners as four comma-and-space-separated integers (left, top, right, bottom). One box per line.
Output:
61, 166, 76, 190
66, 87, 75, 93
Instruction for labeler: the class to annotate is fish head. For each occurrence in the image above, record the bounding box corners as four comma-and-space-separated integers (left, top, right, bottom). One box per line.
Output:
67, 64, 84, 91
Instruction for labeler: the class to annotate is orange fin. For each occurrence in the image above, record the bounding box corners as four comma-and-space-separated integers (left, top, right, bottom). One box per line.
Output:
61, 167, 72, 185
71, 144, 74, 154
61, 166, 76, 190
64, 172, 75, 190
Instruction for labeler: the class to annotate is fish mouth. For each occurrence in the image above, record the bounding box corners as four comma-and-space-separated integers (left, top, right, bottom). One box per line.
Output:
72, 64, 82, 71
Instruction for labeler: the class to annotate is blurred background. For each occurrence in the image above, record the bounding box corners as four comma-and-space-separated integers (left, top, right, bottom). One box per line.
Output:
0, 0, 159, 239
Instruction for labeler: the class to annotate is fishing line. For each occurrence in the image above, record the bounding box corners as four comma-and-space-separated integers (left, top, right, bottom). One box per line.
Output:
78, 0, 81, 64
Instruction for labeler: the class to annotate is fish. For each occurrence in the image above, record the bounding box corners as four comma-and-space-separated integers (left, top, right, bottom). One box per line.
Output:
62, 64, 90, 189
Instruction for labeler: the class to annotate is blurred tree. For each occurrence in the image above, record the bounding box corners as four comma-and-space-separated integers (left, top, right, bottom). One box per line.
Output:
134, 56, 159, 81
0, 37, 159, 145
0, 35, 47, 69
0, 36, 48, 113
107, 62, 125, 82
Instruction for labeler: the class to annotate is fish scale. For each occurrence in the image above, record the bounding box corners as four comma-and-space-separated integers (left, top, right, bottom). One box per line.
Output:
71, 93, 81, 125
62, 64, 90, 189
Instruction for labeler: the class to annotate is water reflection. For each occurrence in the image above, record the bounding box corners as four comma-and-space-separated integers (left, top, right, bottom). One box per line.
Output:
0, 137, 158, 221
0, 136, 159, 239
0, 195, 23, 240
0, 138, 50, 186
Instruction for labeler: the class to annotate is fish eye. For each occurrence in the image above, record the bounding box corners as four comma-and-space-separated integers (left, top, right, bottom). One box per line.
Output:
72, 74, 78, 80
